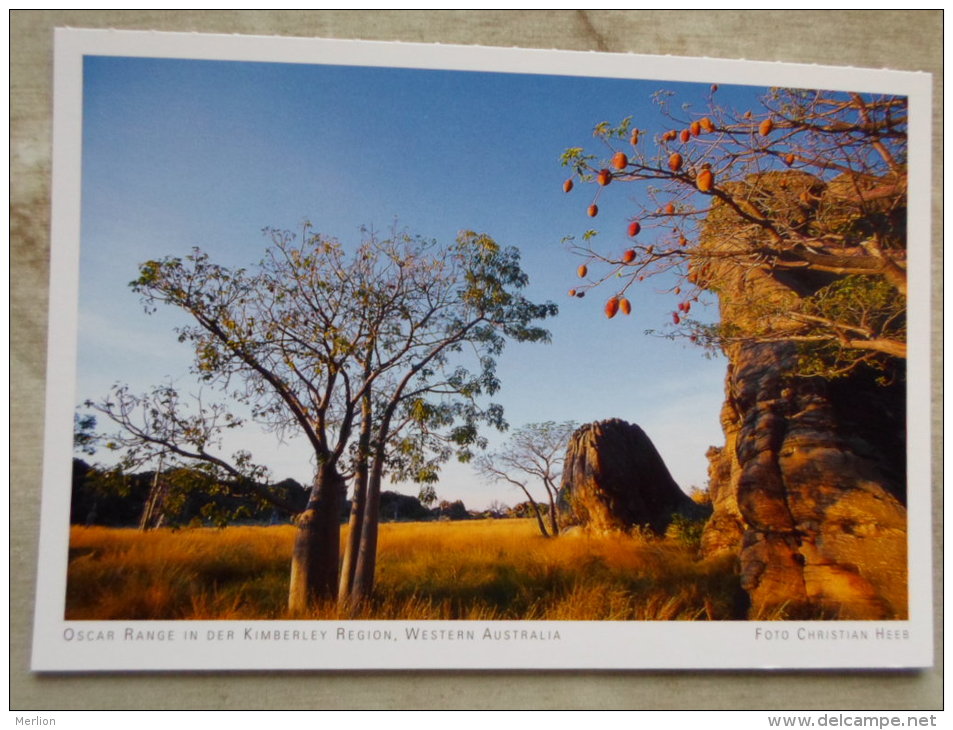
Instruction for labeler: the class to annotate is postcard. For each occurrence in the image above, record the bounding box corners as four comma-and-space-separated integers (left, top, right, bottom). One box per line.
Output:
31, 28, 933, 671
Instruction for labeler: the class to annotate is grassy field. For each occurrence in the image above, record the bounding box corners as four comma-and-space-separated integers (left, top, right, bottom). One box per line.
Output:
65, 519, 746, 621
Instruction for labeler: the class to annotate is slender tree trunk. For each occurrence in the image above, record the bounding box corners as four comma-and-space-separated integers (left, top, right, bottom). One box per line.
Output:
544, 479, 560, 537
350, 449, 386, 604
288, 461, 345, 615
338, 470, 367, 605
339, 394, 372, 605
516, 484, 549, 538
339, 362, 374, 606
139, 465, 166, 531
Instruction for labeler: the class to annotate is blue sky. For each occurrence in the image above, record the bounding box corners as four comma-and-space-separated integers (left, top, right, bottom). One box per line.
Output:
76, 56, 771, 509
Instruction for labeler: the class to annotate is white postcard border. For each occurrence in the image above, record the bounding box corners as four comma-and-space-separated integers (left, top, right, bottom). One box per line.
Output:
32, 28, 934, 672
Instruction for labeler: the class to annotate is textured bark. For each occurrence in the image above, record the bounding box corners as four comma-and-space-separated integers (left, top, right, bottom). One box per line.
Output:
288, 464, 345, 614
559, 419, 705, 533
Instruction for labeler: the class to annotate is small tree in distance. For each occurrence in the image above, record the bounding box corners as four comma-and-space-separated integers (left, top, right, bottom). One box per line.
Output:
560, 87, 907, 379
475, 421, 576, 538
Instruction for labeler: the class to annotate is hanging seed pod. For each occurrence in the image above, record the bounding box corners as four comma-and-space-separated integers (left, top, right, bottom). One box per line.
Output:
697, 167, 714, 193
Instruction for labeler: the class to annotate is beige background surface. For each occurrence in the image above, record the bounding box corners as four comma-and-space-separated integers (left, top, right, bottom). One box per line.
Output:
11, 10, 943, 710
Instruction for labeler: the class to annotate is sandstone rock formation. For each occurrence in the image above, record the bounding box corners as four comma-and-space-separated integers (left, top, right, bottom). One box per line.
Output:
559, 419, 706, 533
699, 172, 908, 620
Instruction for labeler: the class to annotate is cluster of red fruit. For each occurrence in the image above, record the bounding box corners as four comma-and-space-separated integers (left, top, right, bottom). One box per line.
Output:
604, 296, 632, 319
661, 118, 718, 193
563, 112, 782, 328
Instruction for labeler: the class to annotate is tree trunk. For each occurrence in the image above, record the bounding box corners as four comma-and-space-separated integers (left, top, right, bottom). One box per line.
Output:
338, 466, 367, 605
349, 450, 386, 605
516, 484, 549, 538
338, 394, 372, 605
288, 462, 344, 615
139, 467, 167, 531
544, 480, 559, 537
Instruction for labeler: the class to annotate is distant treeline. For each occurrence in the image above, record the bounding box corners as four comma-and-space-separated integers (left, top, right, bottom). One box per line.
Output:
70, 459, 533, 528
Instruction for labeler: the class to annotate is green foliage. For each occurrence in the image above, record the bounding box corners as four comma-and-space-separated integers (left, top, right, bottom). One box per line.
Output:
90, 223, 559, 542
74, 413, 98, 456
417, 484, 438, 507
665, 514, 707, 550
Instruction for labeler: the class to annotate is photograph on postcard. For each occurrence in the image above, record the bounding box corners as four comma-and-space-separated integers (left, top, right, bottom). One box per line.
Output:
33, 29, 932, 671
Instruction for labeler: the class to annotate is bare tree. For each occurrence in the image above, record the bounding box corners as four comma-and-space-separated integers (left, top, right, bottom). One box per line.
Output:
475, 421, 576, 537
560, 87, 906, 377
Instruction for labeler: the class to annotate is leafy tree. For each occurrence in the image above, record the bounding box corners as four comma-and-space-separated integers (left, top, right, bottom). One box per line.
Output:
475, 421, 576, 537
88, 224, 556, 612
73, 413, 98, 456
560, 87, 906, 378
417, 484, 438, 508
338, 228, 555, 606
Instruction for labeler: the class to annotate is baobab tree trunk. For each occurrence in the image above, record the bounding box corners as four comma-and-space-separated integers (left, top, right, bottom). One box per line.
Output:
349, 451, 386, 605
338, 392, 372, 605
288, 462, 345, 615
338, 466, 368, 605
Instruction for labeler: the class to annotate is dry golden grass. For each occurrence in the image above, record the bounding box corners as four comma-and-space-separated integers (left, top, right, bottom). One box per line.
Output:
66, 519, 744, 621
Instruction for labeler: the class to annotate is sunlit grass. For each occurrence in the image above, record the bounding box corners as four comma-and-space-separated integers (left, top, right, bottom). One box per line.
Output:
65, 519, 744, 621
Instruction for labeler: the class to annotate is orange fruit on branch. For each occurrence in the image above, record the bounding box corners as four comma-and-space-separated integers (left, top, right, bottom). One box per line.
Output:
605, 297, 620, 319
563, 178, 574, 193
759, 118, 774, 136
612, 151, 629, 170
668, 152, 683, 172
696, 167, 714, 193
622, 249, 636, 264
700, 117, 714, 133
680, 128, 691, 143
587, 204, 599, 217
619, 298, 632, 315
597, 169, 612, 186
690, 121, 701, 137
577, 264, 588, 278
627, 221, 641, 237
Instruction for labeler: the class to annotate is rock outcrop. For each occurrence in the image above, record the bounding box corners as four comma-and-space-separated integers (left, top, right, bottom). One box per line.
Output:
699, 172, 908, 620
559, 419, 706, 533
